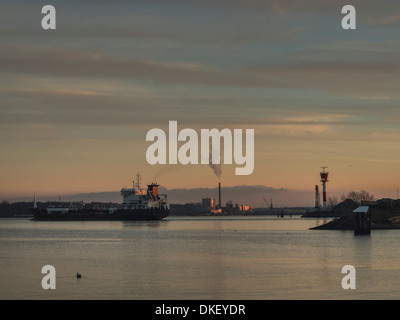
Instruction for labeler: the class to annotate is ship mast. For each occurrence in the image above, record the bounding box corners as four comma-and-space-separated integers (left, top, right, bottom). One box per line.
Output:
133, 172, 141, 189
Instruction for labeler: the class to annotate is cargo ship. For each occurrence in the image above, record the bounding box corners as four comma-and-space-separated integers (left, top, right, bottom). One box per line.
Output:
30, 175, 169, 221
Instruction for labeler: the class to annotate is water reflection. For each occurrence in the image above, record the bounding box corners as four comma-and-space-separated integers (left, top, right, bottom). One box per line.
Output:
122, 220, 167, 229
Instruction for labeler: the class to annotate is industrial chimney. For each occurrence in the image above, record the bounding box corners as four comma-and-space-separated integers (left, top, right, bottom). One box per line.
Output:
218, 182, 222, 209
315, 185, 320, 208
320, 167, 329, 209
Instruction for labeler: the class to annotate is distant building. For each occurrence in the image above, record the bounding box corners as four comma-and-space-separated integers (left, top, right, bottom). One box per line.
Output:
202, 197, 215, 209
223, 201, 250, 215
170, 196, 250, 216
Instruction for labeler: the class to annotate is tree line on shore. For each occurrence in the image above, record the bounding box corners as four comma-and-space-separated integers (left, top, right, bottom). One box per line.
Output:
327, 190, 375, 207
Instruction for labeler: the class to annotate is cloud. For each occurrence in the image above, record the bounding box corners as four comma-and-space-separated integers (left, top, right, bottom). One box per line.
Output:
247, 60, 400, 99
2, 43, 400, 101
164, 0, 347, 13
0, 45, 247, 88
368, 11, 400, 25
3, 88, 107, 97
0, 83, 370, 131
162, 0, 400, 17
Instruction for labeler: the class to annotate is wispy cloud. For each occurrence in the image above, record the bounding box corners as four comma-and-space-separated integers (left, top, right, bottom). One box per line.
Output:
368, 11, 400, 25
2, 44, 400, 101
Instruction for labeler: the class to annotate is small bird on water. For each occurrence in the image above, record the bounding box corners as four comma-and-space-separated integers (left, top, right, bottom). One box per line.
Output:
76, 273, 82, 279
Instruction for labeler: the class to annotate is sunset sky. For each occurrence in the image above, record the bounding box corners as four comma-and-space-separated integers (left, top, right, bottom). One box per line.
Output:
1, 0, 400, 205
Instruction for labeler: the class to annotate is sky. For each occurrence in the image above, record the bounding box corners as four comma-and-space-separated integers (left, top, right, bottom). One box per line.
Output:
1, 0, 400, 205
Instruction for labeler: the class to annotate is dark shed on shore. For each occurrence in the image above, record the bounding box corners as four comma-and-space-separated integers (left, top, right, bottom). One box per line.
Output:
353, 206, 371, 235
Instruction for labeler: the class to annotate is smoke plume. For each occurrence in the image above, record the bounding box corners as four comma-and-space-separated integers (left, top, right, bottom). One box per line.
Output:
209, 150, 222, 179
152, 164, 181, 183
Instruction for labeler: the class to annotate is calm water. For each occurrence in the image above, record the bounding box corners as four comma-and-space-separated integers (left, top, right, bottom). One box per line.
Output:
1, 216, 400, 300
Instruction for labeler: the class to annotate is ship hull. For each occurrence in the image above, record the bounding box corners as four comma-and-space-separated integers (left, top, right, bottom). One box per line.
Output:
31, 208, 169, 221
